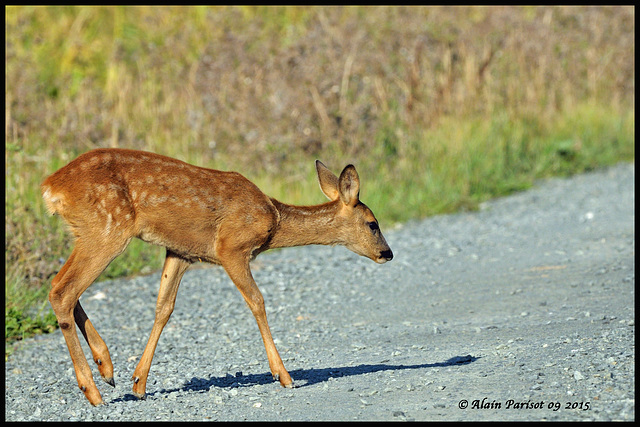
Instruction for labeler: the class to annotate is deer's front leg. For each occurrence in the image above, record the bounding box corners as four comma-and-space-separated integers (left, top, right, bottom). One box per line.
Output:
220, 255, 293, 388
132, 251, 191, 399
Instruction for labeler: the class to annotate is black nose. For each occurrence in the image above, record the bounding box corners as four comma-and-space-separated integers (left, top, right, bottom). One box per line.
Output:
380, 249, 393, 260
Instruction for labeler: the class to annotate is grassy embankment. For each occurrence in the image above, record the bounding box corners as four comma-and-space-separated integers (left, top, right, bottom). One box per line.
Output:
5, 6, 634, 345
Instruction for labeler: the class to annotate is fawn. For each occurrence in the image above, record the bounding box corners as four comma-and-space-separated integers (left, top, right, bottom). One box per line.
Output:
41, 148, 393, 405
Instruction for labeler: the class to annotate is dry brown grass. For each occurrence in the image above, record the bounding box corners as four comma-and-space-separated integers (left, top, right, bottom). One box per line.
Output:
6, 7, 634, 172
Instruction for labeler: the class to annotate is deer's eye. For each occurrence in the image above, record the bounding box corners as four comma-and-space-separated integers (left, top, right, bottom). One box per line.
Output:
368, 221, 379, 232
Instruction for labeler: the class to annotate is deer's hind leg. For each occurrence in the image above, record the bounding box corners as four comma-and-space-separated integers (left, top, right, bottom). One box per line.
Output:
49, 237, 130, 406
74, 301, 115, 387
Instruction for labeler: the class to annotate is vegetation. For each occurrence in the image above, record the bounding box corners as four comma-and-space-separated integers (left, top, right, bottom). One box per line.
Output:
5, 6, 634, 346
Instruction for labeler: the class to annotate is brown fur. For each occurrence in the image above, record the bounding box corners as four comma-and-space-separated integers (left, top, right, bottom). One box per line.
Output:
42, 148, 393, 405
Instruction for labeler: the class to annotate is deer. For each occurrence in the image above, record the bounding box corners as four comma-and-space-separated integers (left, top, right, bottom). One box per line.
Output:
41, 148, 393, 406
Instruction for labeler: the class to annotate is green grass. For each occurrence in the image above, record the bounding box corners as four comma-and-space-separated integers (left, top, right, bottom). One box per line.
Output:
365, 105, 634, 222
5, 6, 634, 348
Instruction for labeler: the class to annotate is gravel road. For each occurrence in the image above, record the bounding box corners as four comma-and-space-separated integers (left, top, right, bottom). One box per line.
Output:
5, 162, 635, 421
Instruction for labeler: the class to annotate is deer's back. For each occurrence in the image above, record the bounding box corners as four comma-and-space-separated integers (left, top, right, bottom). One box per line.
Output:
41, 149, 278, 263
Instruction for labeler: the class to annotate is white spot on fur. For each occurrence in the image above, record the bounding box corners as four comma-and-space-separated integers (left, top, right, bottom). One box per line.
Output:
104, 213, 113, 236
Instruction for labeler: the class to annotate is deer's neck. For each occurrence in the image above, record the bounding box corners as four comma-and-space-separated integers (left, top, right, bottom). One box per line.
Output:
267, 198, 343, 249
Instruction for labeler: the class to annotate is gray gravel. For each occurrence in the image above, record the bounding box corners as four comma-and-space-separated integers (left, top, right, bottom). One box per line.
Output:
5, 162, 634, 421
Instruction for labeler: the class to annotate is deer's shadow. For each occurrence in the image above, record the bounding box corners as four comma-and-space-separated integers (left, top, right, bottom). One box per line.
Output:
113, 354, 478, 403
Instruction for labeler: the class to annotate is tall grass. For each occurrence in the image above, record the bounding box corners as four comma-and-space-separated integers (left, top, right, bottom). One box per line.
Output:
5, 6, 634, 344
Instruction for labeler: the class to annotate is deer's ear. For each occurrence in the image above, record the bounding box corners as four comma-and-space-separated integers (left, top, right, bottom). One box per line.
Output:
316, 160, 340, 200
338, 164, 360, 207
